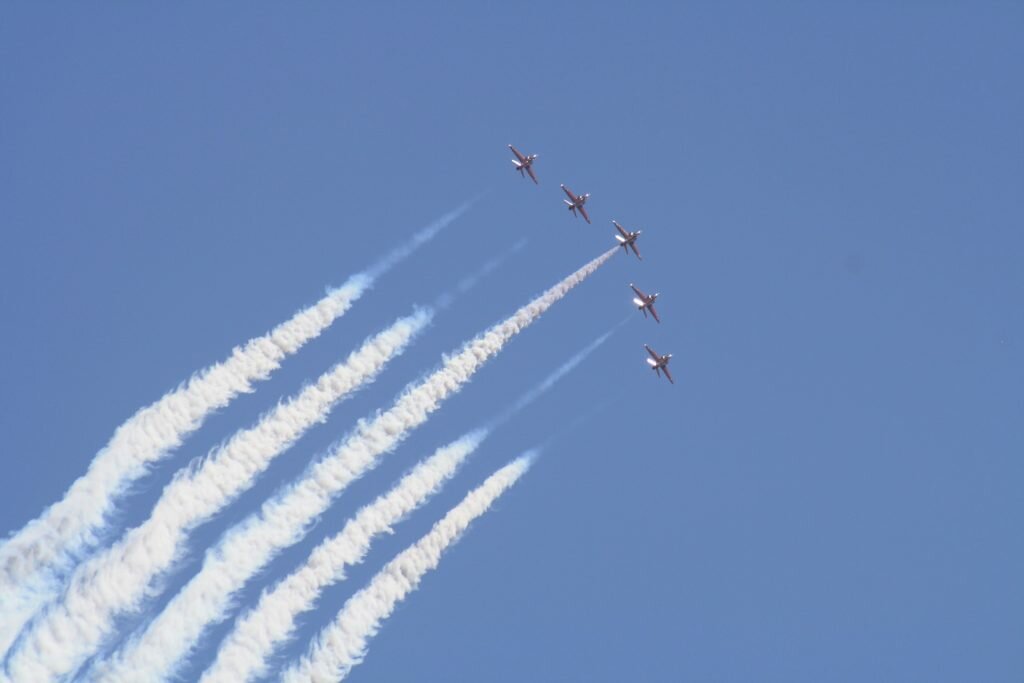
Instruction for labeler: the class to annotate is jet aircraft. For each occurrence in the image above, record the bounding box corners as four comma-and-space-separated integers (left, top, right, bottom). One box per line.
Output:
561, 184, 591, 223
613, 220, 642, 259
630, 283, 660, 323
644, 344, 674, 384
508, 144, 539, 184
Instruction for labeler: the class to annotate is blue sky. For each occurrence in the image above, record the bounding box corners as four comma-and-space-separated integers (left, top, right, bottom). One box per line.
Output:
1, 3, 1022, 681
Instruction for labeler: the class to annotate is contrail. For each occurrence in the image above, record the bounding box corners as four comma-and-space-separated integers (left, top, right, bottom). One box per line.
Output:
193, 431, 486, 683
0, 203, 468, 654
487, 317, 629, 430
435, 238, 528, 311
78, 246, 616, 682
281, 455, 532, 683
193, 327, 615, 683
0, 277, 363, 653
361, 203, 472, 282
87, 240, 528, 682
2, 309, 434, 682
539, 399, 614, 451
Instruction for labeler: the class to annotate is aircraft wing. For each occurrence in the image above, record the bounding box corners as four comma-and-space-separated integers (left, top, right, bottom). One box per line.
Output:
613, 221, 629, 238
649, 304, 660, 323
579, 204, 591, 223
663, 365, 674, 384
508, 145, 527, 163
561, 184, 577, 201
645, 345, 661, 361
526, 164, 538, 184
630, 284, 648, 299
630, 242, 642, 260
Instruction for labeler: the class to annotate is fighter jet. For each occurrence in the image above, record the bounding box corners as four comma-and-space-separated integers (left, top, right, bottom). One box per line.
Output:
644, 344, 674, 384
630, 283, 661, 323
508, 145, 539, 184
561, 184, 591, 223
613, 220, 642, 259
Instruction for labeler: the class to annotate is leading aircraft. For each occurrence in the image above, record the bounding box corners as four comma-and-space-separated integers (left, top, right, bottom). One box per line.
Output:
508, 144, 539, 184
561, 184, 591, 223
613, 220, 642, 260
644, 344, 674, 384
630, 283, 661, 323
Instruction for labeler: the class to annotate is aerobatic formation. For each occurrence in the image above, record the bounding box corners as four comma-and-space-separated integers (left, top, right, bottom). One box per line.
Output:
0, 146, 663, 683
509, 143, 676, 385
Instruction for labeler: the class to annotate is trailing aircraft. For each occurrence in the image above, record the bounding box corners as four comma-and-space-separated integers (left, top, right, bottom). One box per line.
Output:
508, 144, 539, 184
630, 284, 660, 323
561, 184, 591, 223
613, 221, 642, 260
644, 344, 674, 384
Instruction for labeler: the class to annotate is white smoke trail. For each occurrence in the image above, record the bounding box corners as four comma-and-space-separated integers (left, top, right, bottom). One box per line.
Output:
282, 455, 532, 683
2, 310, 433, 683
361, 203, 471, 282
0, 277, 364, 654
79, 247, 616, 682
487, 320, 626, 430
435, 238, 528, 311
195, 325, 614, 683
195, 431, 486, 683
0, 204, 468, 655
